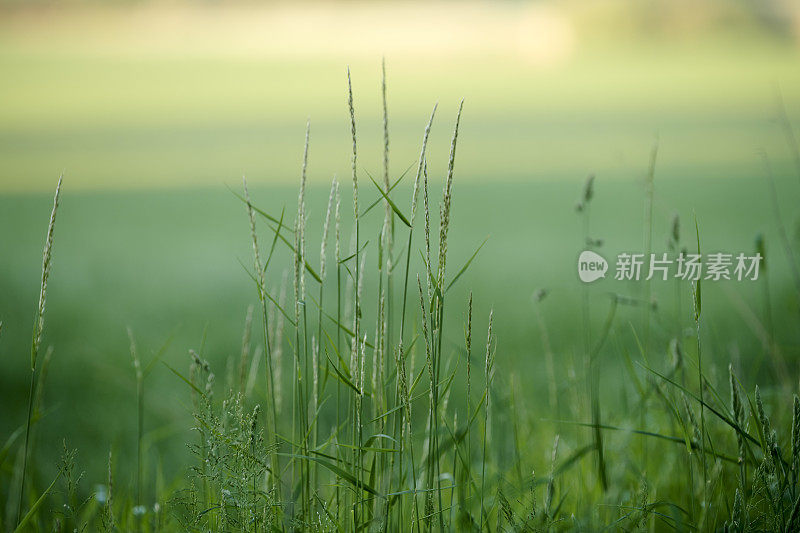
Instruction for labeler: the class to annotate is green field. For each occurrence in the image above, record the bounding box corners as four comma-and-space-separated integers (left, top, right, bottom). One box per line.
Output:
2, 3, 800, 530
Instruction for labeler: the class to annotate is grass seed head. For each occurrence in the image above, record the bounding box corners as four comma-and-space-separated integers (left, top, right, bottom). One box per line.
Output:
243, 177, 266, 300
755, 385, 776, 469
239, 305, 254, 391
729, 364, 745, 460
423, 160, 432, 300
410, 104, 437, 226
485, 309, 494, 379
793, 395, 800, 474
347, 67, 358, 217
437, 101, 464, 289
321, 176, 337, 279
32, 176, 62, 371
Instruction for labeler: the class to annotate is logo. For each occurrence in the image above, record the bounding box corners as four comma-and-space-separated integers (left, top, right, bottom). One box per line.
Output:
576, 251, 762, 283
578, 250, 608, 283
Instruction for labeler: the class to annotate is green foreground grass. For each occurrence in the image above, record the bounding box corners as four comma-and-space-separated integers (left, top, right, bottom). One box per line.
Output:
2, 90, 800, 528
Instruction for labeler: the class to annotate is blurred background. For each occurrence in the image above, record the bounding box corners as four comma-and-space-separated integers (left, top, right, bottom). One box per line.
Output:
2, 0, 800, 493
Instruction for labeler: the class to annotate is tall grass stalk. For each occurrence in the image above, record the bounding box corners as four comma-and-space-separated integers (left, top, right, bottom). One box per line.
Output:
333, 174, 343, 525
241, 177, 281, 509
381, 58, 394, 361
388, 103, 436, 530
692, 215, 707, 515
16, 176, 61, 527
373, 59, 392, 528
576, 174, 608, 490
315, 175, 336, 501
293, 120, 311, 521
345, 67, 367, 528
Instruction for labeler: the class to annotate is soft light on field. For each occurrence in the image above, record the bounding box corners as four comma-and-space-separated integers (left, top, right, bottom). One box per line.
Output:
0, 1, 798, 191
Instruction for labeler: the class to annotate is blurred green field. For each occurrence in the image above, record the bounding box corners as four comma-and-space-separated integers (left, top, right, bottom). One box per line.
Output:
2, 171, 800, 487
3, 2, 800, 528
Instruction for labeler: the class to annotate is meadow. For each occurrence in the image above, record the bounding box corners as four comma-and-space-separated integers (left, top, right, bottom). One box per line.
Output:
2, 3, 800, 530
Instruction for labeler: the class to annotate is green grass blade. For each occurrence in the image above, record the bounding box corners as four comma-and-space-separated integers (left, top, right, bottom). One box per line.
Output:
446, 236, 488, 292
366, 170, 411, 228
14, 468, 62, 533
279, 454, 382, 496
162, 361, 206, 397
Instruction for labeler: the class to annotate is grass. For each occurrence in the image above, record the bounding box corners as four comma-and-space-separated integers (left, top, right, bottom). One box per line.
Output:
2, 58, 800, 530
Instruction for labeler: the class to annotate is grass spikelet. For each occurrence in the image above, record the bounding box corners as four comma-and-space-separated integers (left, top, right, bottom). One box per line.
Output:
31, 176, 62, 372
484, 308, 495, 390
272, 270, 288, 411
296, 120, 310, 305
465, 291, 473, 422
382, 58, 390, 190
731, 487, 744, 530
372, 290, 386, 411
730, 365, 745, 462
380, 60, 393, 267
321, 177, 337, 280
423, 161, 432, 300
250, 404, 260, 449
347, 67, 358, 218
792, 395, 800, 486
311, 336, 319, 414
103, 449, 116, 530
437, 100, 464, 289
239, 304, 254, 393
396, 345, 412, 433
480, 308, 494, 530
755, 385, 776, 470
410, 105, 437, 227
417, 276, 433, 395
243, 177, 265, 293
681, 393, 701, 446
